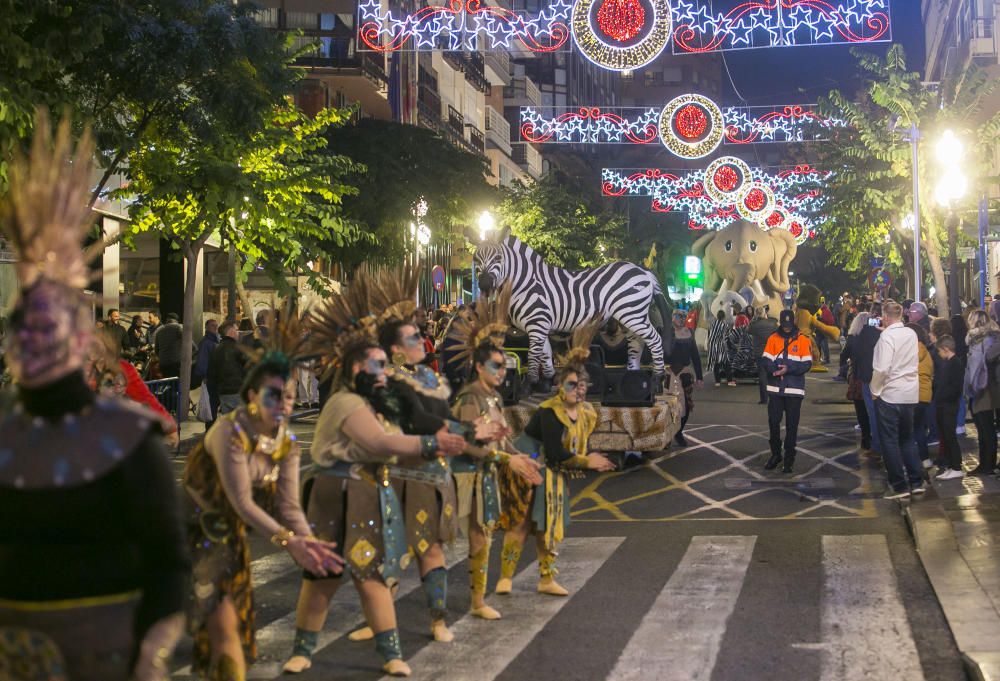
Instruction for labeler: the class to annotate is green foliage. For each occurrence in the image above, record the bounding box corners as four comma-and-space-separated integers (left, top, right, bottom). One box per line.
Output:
0, 0, 97, 189
817, 45, 1000, 298
325, 119, 494, 267
496, 171, 627, 270
121, 103, 366, 294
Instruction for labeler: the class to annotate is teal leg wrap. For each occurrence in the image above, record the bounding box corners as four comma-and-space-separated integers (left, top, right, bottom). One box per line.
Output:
422, 566, 448, 620
374, 628, 403, 662
292, 628, 318, 659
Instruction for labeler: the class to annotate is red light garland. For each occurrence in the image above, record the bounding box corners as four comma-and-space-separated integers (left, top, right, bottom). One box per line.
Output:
713, 165, 739, 192
743, 187, 767, 212
596, 0, 646, 42
675, 104, 708, 139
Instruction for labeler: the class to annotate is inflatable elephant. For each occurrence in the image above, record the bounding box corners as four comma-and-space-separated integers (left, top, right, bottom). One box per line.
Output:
692, 219, 797, 321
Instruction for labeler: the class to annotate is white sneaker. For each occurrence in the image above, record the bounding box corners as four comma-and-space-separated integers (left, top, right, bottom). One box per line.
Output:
957, 426, 967, 435
928, 439, 940, 446
922, 459, 934, 469
936, 468, 966, 480
855, 424, 862, 431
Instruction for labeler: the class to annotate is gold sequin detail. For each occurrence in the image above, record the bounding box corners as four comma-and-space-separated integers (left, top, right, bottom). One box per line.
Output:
416, 509, 429, 525
349, 538, 377, 569
417, 538, 430, 554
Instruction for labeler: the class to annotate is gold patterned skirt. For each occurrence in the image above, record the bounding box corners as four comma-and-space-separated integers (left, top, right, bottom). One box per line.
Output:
394, 479, 457, 559
304, 475, 388, 582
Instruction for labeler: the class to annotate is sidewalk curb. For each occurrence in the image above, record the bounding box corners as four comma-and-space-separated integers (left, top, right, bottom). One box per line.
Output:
904, 497, 1000, 681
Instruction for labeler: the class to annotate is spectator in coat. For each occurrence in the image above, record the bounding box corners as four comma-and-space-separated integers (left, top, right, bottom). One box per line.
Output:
192, 319, 220, 388
856, 302, 884, 455
104, 308, 127, 354
749, 307, 778, 404
145, 311, 162, 346
154, 313, 185, 379
964, 309, 1000, 475
934, 336, 965, 479
207, 320, 247, 417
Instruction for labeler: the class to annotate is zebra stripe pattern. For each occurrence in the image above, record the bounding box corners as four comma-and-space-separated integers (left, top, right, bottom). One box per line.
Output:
474, 235, 667, 382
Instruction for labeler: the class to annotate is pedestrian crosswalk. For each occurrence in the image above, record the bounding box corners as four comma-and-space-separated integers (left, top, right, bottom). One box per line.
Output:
171, 533, 936, 681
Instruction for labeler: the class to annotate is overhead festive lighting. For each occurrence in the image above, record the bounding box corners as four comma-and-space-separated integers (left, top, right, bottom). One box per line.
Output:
571, 0, 672, 71
603, 164, 828, 233
725, 105, 846, 143
520, 100, 844, 148
735, 181, 776, 220
670, 0, 891, 54
521, 106, 660, 144
703, 156, 751, 204
358, 0, 571, 52
658, 93, 724, 158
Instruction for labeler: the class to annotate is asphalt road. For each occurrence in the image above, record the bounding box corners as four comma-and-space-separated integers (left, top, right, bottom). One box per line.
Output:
171, 368, 965, 681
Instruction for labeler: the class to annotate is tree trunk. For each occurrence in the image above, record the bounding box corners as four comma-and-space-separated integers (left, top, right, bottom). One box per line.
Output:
236, 276, 255, 329
227, 240, 238, 321
178, 241, 204, 426
923, 228, 949, 316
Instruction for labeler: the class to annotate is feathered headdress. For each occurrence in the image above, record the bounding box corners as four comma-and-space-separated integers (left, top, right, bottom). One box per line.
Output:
305, 272, 377, 373
556, 317, 603, 368
447, 284, 512, 367
1, 109, 103, 295
369, 264, 420, 325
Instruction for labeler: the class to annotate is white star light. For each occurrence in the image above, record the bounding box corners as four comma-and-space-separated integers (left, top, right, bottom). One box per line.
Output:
358, 0, 381, 20
728, 17, 755, 47
672, 0, 697, 23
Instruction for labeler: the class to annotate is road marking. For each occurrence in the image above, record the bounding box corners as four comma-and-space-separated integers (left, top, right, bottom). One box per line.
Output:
607, 535, 756, 681
249, 551, 297, 589
174, 540, 467, 678
385, 536, 624, 681
820, 535, 924, 681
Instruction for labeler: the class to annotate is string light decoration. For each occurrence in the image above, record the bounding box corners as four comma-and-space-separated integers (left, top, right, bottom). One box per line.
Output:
357, 0, 571, 52
602, 165, 828, 234
521, 106, 660, 144
658, 93, 724, 158
670, 0, 891, 54
703, 156, 751, 204
735, 181, 776, 220
571, 0, 672, 71
725, 104, 846, 143
519, 100, 843, 148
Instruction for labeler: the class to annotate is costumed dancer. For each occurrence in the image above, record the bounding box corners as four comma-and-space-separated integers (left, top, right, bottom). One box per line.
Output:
282, 279, 465, 677
448, 291, 542, 619
0, 112, 190, 681
666, 309, 704, 447
495, 324, 615, 597
183, 314, 343, 680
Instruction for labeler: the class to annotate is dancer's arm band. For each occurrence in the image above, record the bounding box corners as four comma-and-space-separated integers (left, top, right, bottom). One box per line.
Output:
490, 450, 512, 465
271, 527, 295, 547
420, 435, 439, 460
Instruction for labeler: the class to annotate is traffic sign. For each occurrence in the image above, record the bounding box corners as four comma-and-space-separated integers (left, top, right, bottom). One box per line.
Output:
958, 246, 977, 261
869, 267, 892, 290
431, 265, 446, 291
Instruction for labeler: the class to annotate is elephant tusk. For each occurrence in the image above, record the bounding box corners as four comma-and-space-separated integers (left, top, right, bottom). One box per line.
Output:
750, 279, 767, 304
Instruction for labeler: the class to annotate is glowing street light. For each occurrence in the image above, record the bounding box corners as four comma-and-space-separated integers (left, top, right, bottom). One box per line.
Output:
478, 211, 495, 241
935, 129, 968, 315
936, 129, 964, 164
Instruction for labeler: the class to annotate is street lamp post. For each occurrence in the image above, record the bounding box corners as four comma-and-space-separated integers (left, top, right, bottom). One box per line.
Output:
935, 129, 967, 316
909, 123, 922, 302
473, 210, 494, 302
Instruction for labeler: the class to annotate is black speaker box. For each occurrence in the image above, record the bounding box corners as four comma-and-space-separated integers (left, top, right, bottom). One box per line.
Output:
499, 369, 521, 406
601, 368, 655, 407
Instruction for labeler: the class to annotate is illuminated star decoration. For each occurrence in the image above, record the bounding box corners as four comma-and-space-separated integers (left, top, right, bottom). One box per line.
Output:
358, 0, 570, 52
519, 100, 844, 149
601, 164, 830, 232
670, 0, 891, 54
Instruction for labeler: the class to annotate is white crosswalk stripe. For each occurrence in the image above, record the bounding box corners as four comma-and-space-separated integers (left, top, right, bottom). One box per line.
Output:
608, 535, 756, 681
172, 533, 930, 681
385, 536, 624, 681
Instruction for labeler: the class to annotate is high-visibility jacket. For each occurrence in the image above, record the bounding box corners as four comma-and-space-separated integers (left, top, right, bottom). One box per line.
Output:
762, 330, 813, 397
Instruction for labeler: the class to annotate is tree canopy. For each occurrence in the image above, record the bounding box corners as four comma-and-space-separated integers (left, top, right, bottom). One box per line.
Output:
817, 44, 1000, 314
325, 119, 494, 268
496, 170, 627, 270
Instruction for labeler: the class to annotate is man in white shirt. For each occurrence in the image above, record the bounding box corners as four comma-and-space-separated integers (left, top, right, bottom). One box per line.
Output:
871, 300, 924, 498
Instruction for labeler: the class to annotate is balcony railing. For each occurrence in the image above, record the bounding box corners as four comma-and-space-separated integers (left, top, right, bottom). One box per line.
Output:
484, 105, 512, 155
443, 51, 465, 72
484, 51, 511, 86
511, 143, 542, 178
507, 77, 541, 106
467, 124, 486, 154
290, 34, 388, 84
465, 53, 490, 93
448, 105, 464, 134
970, 17, 998, 62
417, 84, 441, 129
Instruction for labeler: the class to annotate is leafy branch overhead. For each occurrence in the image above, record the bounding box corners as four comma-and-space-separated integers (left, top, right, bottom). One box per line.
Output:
496, 171, 626, 270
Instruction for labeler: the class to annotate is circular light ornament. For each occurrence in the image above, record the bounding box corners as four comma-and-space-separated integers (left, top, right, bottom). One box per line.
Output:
659, 94, 724, 158
759, 206, 790, 232
572, 0, 672, 72
786, 217, 809, 245
736, 181, 776, 221
704, 156, 751, 204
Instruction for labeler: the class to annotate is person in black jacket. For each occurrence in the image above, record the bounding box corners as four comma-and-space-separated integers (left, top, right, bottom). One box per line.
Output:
856, 302, 883, 454
842, 312, 872, 450
665, 310, 703, 446
207, 320, 247, 418
934, 336, 965, 479
748, 307, 778, 404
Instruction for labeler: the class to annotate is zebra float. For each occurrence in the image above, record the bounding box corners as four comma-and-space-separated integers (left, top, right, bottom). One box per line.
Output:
475, 230, 673, 392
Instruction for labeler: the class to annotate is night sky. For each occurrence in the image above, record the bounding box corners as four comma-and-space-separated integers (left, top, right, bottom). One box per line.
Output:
717, 0, 926, 105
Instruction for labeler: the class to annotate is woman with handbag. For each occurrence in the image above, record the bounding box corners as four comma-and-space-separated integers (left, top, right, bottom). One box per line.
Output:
843, 312, 872, 452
